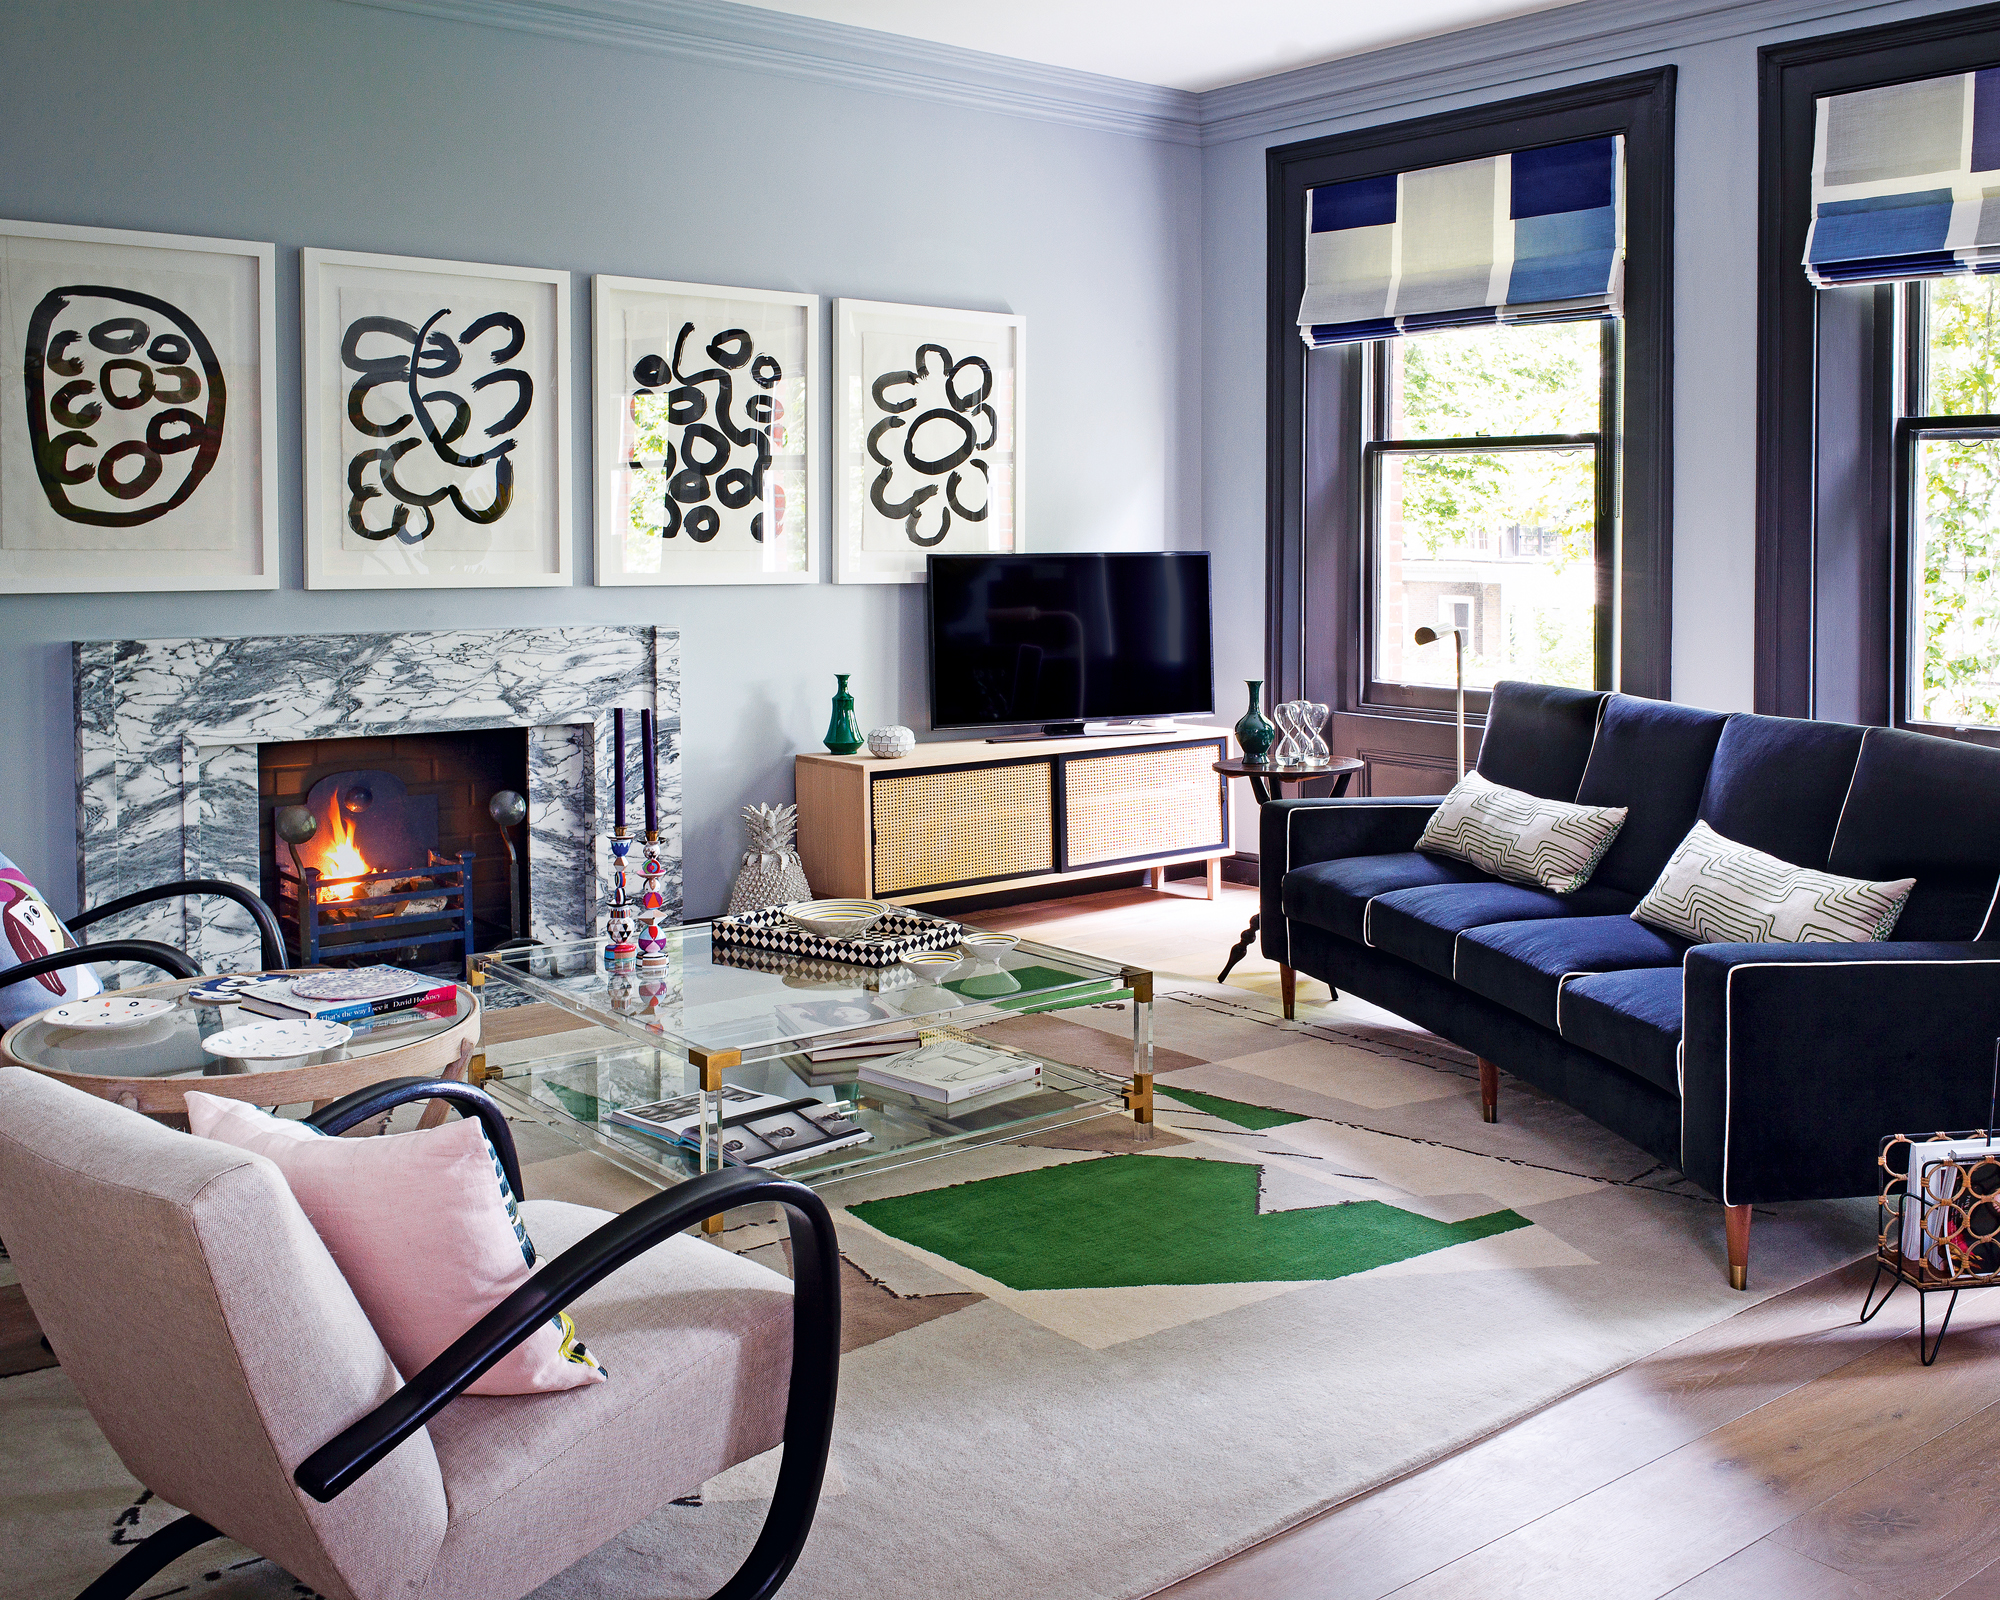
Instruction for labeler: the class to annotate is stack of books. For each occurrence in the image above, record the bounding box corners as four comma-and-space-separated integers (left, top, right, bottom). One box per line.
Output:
608, 1085, 872, 1169
236, 967, 458, 1025
857, 1038, 1042, 1108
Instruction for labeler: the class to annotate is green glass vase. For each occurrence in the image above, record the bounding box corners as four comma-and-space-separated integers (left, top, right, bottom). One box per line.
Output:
1235, 680, 1277, 768
823, 674, 864, 754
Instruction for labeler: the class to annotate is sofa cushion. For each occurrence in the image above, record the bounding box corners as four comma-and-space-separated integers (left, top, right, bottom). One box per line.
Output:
1698, 713, 1865, 868
1635, 819, 1914, 944
1366, 880, 1640, 979
1475, 681, 1607, 800
1281, 853, 1490, 945
1413, 771, 1629, 893
1453, 915, 1691, 1030
1573, 695, 1729, 896
1829, 727, 2000, 940
1558, 967, 1684, 1096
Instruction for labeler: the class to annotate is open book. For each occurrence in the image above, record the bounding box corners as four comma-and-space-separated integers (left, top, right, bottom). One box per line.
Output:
607, 1084, 871, 1169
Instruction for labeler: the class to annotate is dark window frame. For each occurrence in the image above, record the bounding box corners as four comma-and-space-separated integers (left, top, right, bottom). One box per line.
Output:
1756, 2, 2000, 741
1359, 320, 1618, 712
1264, 68, 1676, 721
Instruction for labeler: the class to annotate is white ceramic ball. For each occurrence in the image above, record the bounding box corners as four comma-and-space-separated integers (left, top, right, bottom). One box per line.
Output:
867, 725, 916, 758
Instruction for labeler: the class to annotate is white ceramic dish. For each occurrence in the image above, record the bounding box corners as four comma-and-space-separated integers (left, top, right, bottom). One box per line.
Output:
899, 949, 967, 982
201, 1018, 352, 1072
40, 995, 176, 1031
959, 931, 1020, 955
183, 973, 265, 1006
784, 899, 891, 941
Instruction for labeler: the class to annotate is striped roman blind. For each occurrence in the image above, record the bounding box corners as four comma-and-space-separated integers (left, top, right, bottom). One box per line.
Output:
1296, 135, 1625, 348
1805, 71, 2000, 287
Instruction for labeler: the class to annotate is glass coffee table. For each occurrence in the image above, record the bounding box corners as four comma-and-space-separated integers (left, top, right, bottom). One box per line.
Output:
470, 924, 1155, 1218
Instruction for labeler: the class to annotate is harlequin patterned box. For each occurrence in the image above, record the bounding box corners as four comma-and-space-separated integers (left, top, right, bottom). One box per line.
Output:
711, 905, 963, 966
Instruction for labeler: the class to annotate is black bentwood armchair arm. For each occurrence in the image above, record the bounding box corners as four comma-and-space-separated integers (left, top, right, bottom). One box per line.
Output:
295, 1163, 842, 1600
0, 940, 199, 992
69, 879, 286, 973
304, 1077, 525, 1198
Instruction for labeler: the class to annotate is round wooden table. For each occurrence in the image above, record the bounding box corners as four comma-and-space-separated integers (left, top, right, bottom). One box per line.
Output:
1, 973, 483, 1120
1214, 756, 1365, 1013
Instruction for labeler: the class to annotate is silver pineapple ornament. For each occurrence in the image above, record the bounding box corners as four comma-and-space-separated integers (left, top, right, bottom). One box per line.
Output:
727, 803, 812, 913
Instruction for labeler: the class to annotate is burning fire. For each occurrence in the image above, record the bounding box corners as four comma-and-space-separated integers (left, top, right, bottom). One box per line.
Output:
316, 800, 369, 902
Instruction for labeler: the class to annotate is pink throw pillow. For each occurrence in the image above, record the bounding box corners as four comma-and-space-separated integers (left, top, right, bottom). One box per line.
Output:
185, 1092, 604, 1396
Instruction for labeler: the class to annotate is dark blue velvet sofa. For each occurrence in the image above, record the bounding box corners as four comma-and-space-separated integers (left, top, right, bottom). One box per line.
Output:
1259, 682, 2000, 1287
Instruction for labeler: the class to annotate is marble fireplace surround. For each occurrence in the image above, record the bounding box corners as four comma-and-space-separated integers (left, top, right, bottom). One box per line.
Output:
74, 626, 682, 972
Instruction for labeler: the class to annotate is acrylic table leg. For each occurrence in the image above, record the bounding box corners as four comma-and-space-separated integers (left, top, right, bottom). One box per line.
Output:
690, 1048, 739, 1236
1122, 968, 1155, 1132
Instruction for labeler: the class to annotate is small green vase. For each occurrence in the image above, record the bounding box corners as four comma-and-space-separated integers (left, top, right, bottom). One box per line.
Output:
1235, 680, 1277, 768
823, 674, 864, 754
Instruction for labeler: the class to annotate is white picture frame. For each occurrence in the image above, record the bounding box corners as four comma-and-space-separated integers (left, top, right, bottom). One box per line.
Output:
833, 298, 1025, 584
592, 275, 818, 586
302, 247, 571, 589
0, 218, 277, 593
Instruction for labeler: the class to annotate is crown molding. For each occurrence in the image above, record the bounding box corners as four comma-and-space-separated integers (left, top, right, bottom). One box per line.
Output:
336, 0, 1925, 151
334, 0, 1205, 144
1197, 0, 1910, 145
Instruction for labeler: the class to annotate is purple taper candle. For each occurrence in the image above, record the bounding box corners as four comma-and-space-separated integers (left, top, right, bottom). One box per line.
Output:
613, 708, 627, 829
641, 707, 658, 835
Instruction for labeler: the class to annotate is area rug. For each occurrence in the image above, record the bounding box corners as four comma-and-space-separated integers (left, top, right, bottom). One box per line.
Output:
1, 983, 1877, 1600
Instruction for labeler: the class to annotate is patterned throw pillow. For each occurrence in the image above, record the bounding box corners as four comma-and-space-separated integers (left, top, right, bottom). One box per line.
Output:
1633, 819, 1915, 944
1415, 770, 1628, 894
0, 851, 102, 1031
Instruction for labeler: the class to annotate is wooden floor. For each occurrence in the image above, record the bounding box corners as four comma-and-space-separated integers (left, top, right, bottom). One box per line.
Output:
975, 884, 2000, 1600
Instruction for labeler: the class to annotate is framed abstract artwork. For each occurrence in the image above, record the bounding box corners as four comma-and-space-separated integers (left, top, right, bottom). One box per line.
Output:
592, 275, 816, 586
833, 298, 1024, 584
0, 218, 277, 593
302, 247, 571, 589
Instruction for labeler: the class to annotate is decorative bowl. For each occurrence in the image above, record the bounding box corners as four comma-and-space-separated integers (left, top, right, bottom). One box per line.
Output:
867, 725, 916, 759
959, 931, 1020, 957
899, 949, 967, 983
200, 1019, 352, 1073
783, 899, 891, 941
40, 995, 177, 1031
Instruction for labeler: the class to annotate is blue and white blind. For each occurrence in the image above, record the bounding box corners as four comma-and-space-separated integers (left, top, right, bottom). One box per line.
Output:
1805, 72, 2000, 287
1296, 136, 1625, 348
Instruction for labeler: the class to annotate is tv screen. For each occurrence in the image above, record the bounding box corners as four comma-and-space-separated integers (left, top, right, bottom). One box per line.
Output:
927, 552, 1214, 731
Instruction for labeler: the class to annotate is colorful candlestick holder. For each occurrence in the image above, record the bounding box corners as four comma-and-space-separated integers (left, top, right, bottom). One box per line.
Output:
605, 827, 639, 960
637, 832, 669, 968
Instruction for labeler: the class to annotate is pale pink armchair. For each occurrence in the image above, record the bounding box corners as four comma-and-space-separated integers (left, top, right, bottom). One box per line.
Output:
0, 1066, 841, 1600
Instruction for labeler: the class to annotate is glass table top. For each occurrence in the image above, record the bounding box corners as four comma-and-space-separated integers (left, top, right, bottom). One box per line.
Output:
0, 975, 476, 1080
474, 920, 1155, 1193
471, 924, 1139, 1065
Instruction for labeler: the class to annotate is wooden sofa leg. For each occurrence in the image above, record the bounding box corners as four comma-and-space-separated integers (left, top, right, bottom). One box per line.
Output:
1280, 965, 1296, 1020
1478, 1058, 1498, 1123
1725, 1204, 1751, 1291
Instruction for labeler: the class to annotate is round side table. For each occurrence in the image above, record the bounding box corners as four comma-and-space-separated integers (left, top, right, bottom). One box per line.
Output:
1214, 756, 1364, 1017
1, 974, 482, 1121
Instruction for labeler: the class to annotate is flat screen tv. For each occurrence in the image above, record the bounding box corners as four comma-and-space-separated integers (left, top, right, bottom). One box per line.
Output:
926, 552, 1214, 736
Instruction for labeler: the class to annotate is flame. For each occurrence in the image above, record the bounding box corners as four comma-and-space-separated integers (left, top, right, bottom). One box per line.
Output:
316, 800, 369, 902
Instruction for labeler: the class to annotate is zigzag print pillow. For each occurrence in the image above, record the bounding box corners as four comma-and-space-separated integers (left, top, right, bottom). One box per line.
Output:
1633, 820, 1915, 944
1415, 770, 1628, 894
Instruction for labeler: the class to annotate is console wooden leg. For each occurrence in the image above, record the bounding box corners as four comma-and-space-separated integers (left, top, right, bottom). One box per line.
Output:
1205, 857, 1221, 900
1725, 1203, 1751, 1291
1280, 965, 1296, 1020
1478, 1057, 1498, 1123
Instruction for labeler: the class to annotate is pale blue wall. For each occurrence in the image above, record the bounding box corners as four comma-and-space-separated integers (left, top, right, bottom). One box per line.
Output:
0, 0, 1203, 916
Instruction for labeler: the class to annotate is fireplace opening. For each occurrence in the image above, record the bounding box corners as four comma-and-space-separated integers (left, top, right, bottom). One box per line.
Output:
259, 730, 529, 967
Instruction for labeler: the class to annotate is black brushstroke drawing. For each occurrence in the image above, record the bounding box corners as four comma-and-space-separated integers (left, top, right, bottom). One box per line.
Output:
625, 321, 784, 546
340, 309, 531, 542
865, 342, 993, 546
23, 286, 226, 526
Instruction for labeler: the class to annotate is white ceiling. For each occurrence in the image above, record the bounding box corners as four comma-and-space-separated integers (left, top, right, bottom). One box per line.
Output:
734, 0, 1578, 93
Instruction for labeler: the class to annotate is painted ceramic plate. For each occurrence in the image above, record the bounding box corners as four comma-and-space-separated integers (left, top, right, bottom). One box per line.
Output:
41, 995, 177, 1030
201, 1019, 352, 1061
183, 973, 266, 1005
287, 967, 416, 1002
784, 900, 890, 940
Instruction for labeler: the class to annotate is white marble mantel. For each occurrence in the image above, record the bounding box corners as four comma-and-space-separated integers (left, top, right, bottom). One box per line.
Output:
74, 626, 681, 971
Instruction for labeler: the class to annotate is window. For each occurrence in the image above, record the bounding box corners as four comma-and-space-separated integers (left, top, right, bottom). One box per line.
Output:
1902, 275, 2000, 730
1366, 320, 1613, 702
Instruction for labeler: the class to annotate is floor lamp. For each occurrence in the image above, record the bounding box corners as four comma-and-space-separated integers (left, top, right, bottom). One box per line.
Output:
1414, 626, 1467, 779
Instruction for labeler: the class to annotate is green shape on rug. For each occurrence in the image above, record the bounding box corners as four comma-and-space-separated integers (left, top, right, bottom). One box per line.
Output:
850, 1154, 1530, 1291
1162, 1086, 1308, 1130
